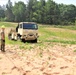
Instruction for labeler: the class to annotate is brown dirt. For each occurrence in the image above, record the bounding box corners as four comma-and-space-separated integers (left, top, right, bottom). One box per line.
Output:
0, 44, 76, 75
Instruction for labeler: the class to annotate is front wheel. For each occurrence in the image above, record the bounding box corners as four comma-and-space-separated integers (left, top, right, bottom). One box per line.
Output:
33, 39, 37, 43
17, 36, 21, 41
21, 39, 25, 43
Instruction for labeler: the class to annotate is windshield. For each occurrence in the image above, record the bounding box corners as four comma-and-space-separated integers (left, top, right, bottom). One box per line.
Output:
23, 23, 38, 29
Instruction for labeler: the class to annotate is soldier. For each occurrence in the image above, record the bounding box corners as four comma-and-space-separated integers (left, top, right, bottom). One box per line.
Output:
0, 25, 5, 52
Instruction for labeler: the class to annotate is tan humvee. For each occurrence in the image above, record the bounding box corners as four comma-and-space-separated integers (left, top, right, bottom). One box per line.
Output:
8, 22, 38, 42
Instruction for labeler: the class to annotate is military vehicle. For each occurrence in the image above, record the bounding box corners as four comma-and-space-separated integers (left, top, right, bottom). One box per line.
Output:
8, 22, 38, 42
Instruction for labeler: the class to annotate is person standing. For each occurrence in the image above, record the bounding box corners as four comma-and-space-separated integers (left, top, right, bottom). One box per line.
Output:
0, 25, 5, 52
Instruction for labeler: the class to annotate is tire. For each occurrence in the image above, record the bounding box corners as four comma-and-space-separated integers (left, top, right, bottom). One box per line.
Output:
8, 34, 12, 40
17, 36, 21, 40
21, 39, 25, 43
17, 35, 21, 41
34, 39, 37, 43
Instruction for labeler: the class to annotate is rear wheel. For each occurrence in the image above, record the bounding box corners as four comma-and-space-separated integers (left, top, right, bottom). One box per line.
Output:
8, 34, 12, 40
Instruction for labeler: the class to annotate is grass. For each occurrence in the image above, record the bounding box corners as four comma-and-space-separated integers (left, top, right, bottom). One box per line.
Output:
6, 37, 34, 50
0, 22, 17, 27
38, 25, 76, 44
52, 25, 76, 30
19, 43, 34, 50
5, 37, 23, 45
74, 50, 76, 52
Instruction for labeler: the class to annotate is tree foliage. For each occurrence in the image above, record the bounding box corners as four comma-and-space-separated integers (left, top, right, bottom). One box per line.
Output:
13, 1, 26, 22
0, 0, 76, 25
0, 7, 5, 18
5, 0, 14, 21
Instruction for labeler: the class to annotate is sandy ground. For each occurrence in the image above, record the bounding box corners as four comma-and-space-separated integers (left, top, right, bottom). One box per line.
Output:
0, 44, 76, 75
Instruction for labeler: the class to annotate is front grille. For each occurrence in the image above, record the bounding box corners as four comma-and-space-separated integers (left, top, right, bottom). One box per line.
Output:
28, 34, 34, 36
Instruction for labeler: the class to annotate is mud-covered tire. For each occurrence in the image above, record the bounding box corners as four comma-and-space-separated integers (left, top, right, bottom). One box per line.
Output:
17, 35, 21, 41
8, 34, 12, 40
21, 39, 25, 43
33, 39, 37, 43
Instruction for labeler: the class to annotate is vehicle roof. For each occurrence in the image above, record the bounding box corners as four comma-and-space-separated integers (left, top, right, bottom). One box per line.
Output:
19, 22, 36, 24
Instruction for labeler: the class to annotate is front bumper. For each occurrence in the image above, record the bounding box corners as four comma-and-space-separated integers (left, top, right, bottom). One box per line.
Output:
21, 35, 38, 40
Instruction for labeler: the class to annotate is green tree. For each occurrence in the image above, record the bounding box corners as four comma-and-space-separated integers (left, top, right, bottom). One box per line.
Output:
59, 4, 76, 25
27, 0, 35, 21
45, 0, 60, 24
13, 1, 26, 22
37, 0, 46, 23
5, 0, 14, 21
0, 7, 5, 18
0, 0, 76, 25
31, 0, 39, 22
